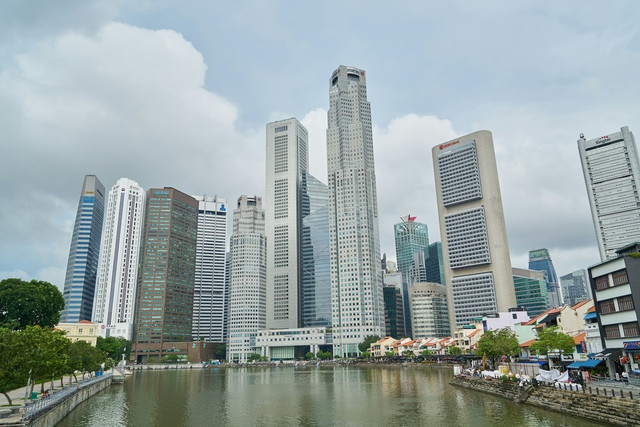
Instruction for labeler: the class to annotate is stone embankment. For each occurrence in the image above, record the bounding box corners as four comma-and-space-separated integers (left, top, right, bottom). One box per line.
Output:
450, 376, 640, 426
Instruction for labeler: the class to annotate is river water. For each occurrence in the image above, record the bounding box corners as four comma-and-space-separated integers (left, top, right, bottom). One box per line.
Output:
58, 366, 605, 426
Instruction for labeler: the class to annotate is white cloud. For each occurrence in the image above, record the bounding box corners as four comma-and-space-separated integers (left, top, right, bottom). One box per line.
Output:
373, 114, 458, 260
0, 22, 263, 288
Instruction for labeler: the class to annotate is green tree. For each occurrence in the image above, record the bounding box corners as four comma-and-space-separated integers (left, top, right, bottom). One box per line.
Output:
67, 340, 107, 381
385, 351, 394, 357
360, 351, 371, 359
19, 326, 71, 393
476, 328, 520, 368
529, 327, 575, 360
448, 346, 462, 356
96, 336, 132, 361
161, 354, 179, 363
421, 349, 432, 357
402, 350, 414, 358
214, 344, 226, 360
0, 278, 65, 330
247, 353, 262, 362
358, 335, 380, 353
0, 328, 27, 405
305, 351, 316, 360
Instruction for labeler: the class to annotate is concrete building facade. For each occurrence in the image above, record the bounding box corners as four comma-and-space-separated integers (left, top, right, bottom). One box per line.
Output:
409, 282, 450, 339
432, 130, 516, 329
560, 269, 591, 307
132, 188, 199, 362
192, 196, 228, 343
265, 118, 309, 330
61, 175, 105, 323
227, 196, 267, 363
327, 65, 384, 356
578, 126, 640, 260
92, 178, 145, 340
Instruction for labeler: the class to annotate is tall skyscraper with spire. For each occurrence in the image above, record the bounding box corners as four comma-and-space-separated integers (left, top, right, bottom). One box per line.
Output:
327, 65, 384, 356
265, 118, 309, 330
60, 175, 105, 323
432, 130, 516, 328
92, 178, 144, 339
578, 126, 640, 260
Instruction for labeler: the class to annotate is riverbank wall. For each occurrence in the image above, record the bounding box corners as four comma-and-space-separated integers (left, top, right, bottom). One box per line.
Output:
450, 376, 640, 426
24, 377, 112, 427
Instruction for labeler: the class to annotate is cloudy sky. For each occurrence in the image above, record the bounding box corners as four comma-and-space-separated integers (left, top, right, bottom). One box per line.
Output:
2, 1, 639, 291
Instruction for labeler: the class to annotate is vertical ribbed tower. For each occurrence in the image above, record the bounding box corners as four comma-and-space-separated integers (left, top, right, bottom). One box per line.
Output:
227, 195, 267, 363
578, 126, 640, 260
265, 118, 308, 329
327, 65, 383, 356
61, 175, 105, 322
92, 177, 144, 340
192, 196, 228, 342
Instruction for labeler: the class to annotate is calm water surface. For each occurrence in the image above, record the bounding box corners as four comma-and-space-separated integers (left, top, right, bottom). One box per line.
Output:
58, 366, 606, 426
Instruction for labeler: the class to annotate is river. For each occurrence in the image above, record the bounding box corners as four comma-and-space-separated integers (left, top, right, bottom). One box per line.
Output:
58, 366, 605, 426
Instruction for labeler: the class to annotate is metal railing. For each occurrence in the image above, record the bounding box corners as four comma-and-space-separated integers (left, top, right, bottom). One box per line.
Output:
534, 378, 640, 400
21, 372, 112, 421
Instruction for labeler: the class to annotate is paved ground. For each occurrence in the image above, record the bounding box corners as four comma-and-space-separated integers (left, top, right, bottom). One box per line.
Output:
2, 375, 81, 405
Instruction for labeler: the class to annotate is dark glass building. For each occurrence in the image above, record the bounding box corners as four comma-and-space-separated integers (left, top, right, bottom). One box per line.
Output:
529, 248, 562, 308
60, 175, 105, 322
301, 173, 330, 328
383, 285, 405, 338
132, 188, 198, 362
513, 267, 550, 318
426, 241, 445, 285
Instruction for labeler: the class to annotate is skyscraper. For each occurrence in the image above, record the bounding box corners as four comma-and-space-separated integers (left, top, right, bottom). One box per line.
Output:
528, 249, 562, 308
432, 130, 516, 328
383, 285, 405, 338
301, 172, 330, 328
192, 196, 228, 343
265, 118, 308, 329
560, 269, 591, 307
132, 188, 198, 362
426, 242, 445, 285
394, 215, 429, 282
327, 65, 384, 356
60, 175, 105, 323
409, 282, 450, 339
578, 126, 640, 260
92, 178, 144, 339
512, 267, 550, 318
227, 196, 267, 363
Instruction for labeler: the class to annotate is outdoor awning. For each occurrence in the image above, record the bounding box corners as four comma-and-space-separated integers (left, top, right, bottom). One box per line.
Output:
592, 350, 621, 359
567, 361, 584, 369
581, 359, 603, 368
584, 312, 597, 320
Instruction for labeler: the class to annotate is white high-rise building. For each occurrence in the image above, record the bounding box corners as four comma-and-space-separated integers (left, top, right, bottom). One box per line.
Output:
327, 65, 384, 357
432, 130, 516, 329
578, 126, 640, 261
227, 196, 267, 363
265, 118, 308, 329
192, 196, 228, 342
92, 178, 144, 340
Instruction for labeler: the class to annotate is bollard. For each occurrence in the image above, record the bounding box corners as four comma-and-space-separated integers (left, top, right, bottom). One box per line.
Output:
596, 387, 599, 395
621, 389, 623, 398
630, 391, 633, 399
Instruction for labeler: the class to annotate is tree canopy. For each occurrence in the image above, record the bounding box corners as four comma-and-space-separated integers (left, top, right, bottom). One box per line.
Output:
529, 326, 575, 356
358, 335, 380, 353
448, 346, 462, 356
476, 328, 520, 366
0, 278, 65, 329
96, 336, 132, 360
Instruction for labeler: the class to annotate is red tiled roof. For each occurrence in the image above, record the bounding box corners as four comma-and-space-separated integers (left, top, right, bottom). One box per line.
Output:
587, 306, 596, 313
468, 329, 482, 337
573, 332, 586, 344
520, 338, 536, 347
78, 320, 94, 324
524, 307, 562, 326
571, 299, 592, 310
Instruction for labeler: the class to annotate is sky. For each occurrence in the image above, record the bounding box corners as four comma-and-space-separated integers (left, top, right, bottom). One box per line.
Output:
2, 0, 640, 291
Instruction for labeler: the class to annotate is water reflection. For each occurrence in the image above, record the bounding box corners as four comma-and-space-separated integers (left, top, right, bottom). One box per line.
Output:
58, 366, 605, 427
